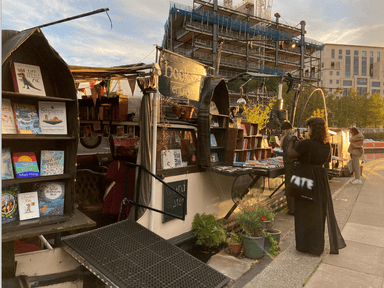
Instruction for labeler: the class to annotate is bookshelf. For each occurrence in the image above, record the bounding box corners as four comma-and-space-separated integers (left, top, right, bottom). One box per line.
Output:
1, 29, 78, 233
226, 122, 272, 164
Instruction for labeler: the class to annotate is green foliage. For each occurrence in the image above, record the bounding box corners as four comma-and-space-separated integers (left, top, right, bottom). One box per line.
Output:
242, 99, 276, 130
227, 232, 242, 244
363, 133, 384, 140
265, 231, 280, 256
236, 207, 273, 237
256, 208, 276, 221
192, 213, 226, 248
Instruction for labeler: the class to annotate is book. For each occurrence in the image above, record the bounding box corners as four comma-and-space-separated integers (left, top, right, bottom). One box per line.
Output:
12, 103, 41, 134
210, 134, 217, 147
211, 116, 219, 127
38, 101, 67, 134
2, 148, 14, 180
127, 126, 135, 138
103, 125, 110, 137
40, 150, 64, 176
34, 182, 65, 216
11, 62, 46, 96
12, 152, 40, 178
211, 152, 219, 163
241, 124, 247, 136
161, 149, 183, 169
116, 125, 125, 137
2, 99, 17, 134
2, 184, 20, 224
18, 191, 40, 221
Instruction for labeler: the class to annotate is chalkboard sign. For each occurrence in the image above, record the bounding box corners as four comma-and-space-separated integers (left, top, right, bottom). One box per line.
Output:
162, 180, 187, 223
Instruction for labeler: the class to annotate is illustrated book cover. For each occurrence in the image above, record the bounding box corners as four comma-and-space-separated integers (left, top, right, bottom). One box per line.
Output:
2, 184, 20, 224
210, 134, 217, 147
12, 152, 40, 178
2, 148, 14, 180
34, 182, 65, 216
40, 150, 64, 176
2, 99, 17, 134
211, 152, 219, 163
12, 103, 41, 134
11, 62, 46, 96
38, 101, 67, 134
18, 191, 40, 221
161, 149, 182, 169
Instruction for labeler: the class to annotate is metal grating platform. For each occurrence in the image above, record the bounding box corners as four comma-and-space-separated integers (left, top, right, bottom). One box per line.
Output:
62, 220, 229, 288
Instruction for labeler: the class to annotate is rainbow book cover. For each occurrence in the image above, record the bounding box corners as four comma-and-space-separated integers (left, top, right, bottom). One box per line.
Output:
12, 103, 41, 134
40, 150, 64, 176
2, 184, 20, 224
34, 182, 65, 216
12, 152, 40, 178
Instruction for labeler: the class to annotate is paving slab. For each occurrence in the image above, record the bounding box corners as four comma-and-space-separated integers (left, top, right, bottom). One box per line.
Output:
322, 240, 384, 277
304, 263, 384, 288
342, 223, 384, 248
347, 202, 384, 228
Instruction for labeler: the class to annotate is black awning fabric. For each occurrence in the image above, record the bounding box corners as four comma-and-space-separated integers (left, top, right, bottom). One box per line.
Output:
62, 220, 229, 288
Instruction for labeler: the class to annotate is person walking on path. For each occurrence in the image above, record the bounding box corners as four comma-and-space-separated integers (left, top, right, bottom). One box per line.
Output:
348, 127, 364, 184
287, 117, 346, 256
281, 121, 296, 214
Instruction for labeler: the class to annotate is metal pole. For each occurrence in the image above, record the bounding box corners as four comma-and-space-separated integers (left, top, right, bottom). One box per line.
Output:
275, 13, 280, 73
27, 8, 109, 30
213, 0, 219, 75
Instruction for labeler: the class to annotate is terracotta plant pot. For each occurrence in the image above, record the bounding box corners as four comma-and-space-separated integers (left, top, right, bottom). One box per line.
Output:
227, 241, 242, 255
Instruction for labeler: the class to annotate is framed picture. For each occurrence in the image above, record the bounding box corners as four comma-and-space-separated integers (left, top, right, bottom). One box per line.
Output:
116, 126, 124, 137
103, 125, 110, 138
127, 126, 135, 138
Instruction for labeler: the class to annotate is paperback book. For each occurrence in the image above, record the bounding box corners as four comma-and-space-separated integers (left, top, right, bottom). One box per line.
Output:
18, 191, 40, 221
34, 182, 65, 216
2, 184, 20, 224
38, 101, 67, 134
40, 150, 64, 176
210, 134, 217, 147
12, 152, 40, 178
161, 149, 182, 169
12, 103, 41, 134
2, 99, 17, 134
2, 148, 14, 180
11, 62, 46, 96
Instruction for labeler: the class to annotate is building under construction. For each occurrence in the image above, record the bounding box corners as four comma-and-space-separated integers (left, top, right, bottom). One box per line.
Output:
162, 0, 324, 105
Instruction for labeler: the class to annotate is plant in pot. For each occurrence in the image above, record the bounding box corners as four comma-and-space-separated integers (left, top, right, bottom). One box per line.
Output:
226, 232, 242, 255
235, 207, 266, 259
257, 208, 276, 230
192, 213, 226, 251
263, 229, 281, 257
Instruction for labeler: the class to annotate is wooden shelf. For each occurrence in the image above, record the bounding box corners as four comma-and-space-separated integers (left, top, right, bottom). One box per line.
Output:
210, 113, 229, 118
2, 91, 76, 102
210, 127, 227, 130
2, 174, 72, 185
2, 134, 76, 140
210, 146, 226, 150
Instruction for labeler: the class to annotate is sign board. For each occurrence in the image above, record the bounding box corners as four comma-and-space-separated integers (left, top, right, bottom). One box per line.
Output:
162, 180, 187, 223
158, 50, 207, 101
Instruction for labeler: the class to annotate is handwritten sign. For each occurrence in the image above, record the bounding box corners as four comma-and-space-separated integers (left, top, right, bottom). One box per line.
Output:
158, 50, 207, 101
162, 180, 187, 223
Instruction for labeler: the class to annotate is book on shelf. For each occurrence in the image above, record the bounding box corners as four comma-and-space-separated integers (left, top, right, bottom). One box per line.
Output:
116, 126, 125, 137
12, 152, 40, 178
211, 152, 219, 163
103, 125, 111, 137
2, 148, 14, 180
243, 139, 248, 149
12, 103, 41, 134
34, 182, 65, 216
2, 183, 20, 224
161, 149, 183, 169
127, 126, 135, 138
11, 62, 46, 96
250, 125, 254, 136
40, 150, 64, 176
18, 191, 40, 221
211, 116, 219, 127
2, 99, 17, 134
38, 101, 67, 134
241, 124, 247, 136
210, 134, 217, 147
247, 151, 251, 161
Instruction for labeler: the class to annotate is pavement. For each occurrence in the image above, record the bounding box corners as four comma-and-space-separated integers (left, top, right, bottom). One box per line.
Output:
208, 158, 384, 288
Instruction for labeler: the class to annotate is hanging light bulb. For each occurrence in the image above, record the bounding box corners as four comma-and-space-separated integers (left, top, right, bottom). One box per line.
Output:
237, 97, 246, 105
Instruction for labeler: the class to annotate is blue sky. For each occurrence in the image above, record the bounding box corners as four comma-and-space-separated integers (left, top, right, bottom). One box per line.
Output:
2, 0, 383, 68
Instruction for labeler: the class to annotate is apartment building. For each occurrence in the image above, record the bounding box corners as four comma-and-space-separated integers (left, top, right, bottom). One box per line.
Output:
318, 43, 384, 97
162, 0, 324, 105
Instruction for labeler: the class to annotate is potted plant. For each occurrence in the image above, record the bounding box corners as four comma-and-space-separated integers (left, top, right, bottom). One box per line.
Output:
263, 229, 281, 257
226, 232, 242, 255
257, 208, 276, 230
235, 207, 266, 259
192, 213, 226, 251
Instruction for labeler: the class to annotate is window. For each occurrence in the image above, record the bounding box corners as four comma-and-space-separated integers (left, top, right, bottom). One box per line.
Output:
345, 56, 351, 78
343, 88, 350, 96
343, 80, 352, 86
357, 78, 367, 85
329, 80, 333, 84
331, 49, 335, 58
339, 49, 342, 55
362, 51, 366, 57
316, 52, 320, 58
378, 52, 381, 62
346, 50, 350, 55
323, 50, 325, 58
362, 57, 367, 76
336, 71, 340, 76
357, 87, 367, 96
330, 71, 333, 75
370, 57, 374, 76
338, 55, 343, 59
372, 89, 380, 95
372, 82, 381, 87
322, 63, 324, 68
353, 56, 359, 75
331, 62, 335, 69
321, 72, 323, 77
370, 51, 373, 57
336, 80, 339, 84
354, 50, 359, 56
329, 88, 332, 92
